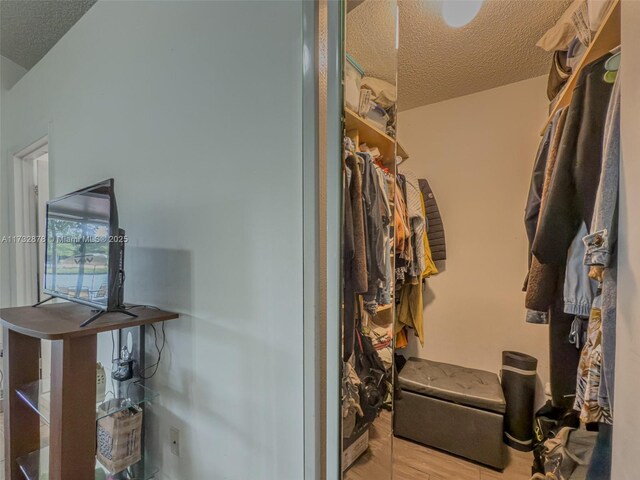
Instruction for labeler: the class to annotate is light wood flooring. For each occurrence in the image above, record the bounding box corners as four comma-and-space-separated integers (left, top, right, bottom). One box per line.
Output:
1, 409, 531, 480
346, 411, 532, 480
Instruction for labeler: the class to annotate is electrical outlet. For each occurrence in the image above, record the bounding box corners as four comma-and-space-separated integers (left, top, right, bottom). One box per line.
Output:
170, 427, 180, 457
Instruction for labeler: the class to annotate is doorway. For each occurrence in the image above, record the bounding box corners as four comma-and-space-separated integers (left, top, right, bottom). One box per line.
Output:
11, 136, 51, 382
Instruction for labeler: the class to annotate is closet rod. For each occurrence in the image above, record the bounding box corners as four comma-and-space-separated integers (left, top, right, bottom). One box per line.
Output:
540, 0, 620, 135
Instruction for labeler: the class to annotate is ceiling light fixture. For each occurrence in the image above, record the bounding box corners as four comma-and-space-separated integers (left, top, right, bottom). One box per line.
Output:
442, 0, 484, 28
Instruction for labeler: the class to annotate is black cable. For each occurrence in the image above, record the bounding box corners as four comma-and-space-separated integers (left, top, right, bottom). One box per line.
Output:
138, 321, 166, 380
111, 304, 166, 380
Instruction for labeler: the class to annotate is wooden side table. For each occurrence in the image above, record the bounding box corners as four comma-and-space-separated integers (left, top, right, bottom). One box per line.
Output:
1, 303, 179, 480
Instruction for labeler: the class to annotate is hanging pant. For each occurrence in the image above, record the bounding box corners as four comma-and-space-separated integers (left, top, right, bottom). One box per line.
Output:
549, 275, 581, 409
586, 423, 613, 480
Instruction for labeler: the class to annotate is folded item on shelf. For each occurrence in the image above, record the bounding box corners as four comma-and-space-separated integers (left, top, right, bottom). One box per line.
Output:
364, 102, 390, 131
345, 53, 365, 112
567, 36, 588, 70
537, 0, 590, 52
361, 76, 396, 109
369, 326, 393, 350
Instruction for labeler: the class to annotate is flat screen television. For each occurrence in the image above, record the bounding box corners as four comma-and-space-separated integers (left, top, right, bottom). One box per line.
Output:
39, 179, 136, 326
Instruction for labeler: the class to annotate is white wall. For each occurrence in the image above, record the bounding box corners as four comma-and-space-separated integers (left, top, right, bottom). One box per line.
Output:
398, 75, 551, 404
1, 2, 304, 479
1, 56, 28, 309
613, 1, 640, 476
1, 56, 27, 91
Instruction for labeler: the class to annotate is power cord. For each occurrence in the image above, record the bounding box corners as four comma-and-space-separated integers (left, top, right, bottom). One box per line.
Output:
138, 321, 166, 380
111, 304, 167, 381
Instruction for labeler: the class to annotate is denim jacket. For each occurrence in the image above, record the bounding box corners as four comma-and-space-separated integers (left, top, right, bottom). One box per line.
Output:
583, 72, 620, 268
564, 223, 597, 317
583, 69, 620, 414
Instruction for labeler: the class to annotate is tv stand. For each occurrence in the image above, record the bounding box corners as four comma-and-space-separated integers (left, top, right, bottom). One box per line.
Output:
0, 302, 179, 480
80, 308, 138, 328
31, 296, 55, 307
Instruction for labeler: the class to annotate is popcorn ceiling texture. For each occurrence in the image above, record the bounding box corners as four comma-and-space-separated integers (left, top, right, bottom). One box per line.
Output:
0, 0, 97, 69
347, 0, 572, 111
347, 0, 398, 86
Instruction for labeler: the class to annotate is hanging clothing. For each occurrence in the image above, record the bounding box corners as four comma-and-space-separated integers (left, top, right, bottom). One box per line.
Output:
396, 281, 425, 347
583, 68, 620, 271
547, 50, 571, 102
419, 178, 446, 262
403, 170, 438, 278
583, 70, 620, 416
524, 114, 554, 261
585, 423, 613, 480
395, 327, 408, 349
345, 153, 368, 292
419, 192, 438, 278
395, 174, 413, 285
564, 223, 597, 318
394, 178, 411, 258
532, 55, 614, 266
360, 152, 387, 315
375, 167, 393, 306
549, 269, 582, 409
574, 290, 612, 425
524, 108, 568, 322
343, 152, 368, 361
398, 169, 426, 279
573, 68, 619, 429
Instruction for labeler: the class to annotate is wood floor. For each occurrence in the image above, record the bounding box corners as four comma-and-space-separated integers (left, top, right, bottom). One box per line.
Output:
1, 410, 530, 480
346, 411, 532, 480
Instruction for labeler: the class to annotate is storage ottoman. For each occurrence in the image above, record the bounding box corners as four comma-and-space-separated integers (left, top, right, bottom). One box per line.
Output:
394, 358, 508, 469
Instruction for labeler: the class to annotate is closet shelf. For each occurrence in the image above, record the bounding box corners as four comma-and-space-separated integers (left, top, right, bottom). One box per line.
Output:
541, 0, 620, 134
345, 108, 409, 164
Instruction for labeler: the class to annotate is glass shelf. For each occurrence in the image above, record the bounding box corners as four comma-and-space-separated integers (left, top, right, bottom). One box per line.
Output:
96, 382, 160, 421
17, 447, 160, 480
15, 379, 51, 425
16, 380, 159, 424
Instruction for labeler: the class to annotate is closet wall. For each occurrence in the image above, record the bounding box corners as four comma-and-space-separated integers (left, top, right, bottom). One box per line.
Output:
397, 75, 551, 405
614, 0, 640, 475
0, 56, 28, 310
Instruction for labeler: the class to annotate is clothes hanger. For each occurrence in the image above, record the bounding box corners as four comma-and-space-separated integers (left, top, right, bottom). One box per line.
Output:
604, 46, 620, 84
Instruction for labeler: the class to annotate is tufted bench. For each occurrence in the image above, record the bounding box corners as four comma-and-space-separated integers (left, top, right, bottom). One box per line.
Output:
394, 357, 507, 469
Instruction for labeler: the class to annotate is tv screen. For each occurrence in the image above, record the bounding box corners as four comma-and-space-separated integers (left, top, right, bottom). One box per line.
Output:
43, 179, 119, 310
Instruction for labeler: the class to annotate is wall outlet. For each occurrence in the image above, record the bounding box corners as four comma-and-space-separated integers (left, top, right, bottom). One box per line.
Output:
170, 427, 180, 457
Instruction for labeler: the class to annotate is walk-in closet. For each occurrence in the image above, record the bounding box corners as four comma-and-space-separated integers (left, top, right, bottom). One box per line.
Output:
340, 1, 621, 479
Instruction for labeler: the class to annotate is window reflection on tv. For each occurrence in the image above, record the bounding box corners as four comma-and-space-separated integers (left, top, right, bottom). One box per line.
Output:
44, 191, 111, 307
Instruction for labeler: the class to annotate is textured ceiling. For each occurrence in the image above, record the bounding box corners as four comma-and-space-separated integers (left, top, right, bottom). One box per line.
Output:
1, 0, 97, 69
347, 1, 398, 85
347, 0, 572, 111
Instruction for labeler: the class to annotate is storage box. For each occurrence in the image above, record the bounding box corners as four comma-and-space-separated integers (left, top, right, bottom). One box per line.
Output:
96, 405, 143, 474
342, 425, 369, 471
345, 53, 365, 112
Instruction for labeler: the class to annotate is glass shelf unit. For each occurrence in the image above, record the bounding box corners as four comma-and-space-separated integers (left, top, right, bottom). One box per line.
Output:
16, 447, 159, 480
15, 380, 159, 424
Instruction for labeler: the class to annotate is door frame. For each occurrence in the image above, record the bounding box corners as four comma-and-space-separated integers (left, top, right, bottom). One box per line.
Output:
11, 135, 49, 306
302, 1, 343, 479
